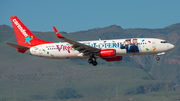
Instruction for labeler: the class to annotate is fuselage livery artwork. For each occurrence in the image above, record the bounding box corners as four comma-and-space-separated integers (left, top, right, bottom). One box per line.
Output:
6, 16, 175, 66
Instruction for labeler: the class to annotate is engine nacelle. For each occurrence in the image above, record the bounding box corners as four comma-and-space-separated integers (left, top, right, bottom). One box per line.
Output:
99, 49, 116, 58
105, 56, 122, 62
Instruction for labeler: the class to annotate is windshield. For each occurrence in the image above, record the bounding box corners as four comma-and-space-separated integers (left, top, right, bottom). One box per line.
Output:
161, 41, 168, 43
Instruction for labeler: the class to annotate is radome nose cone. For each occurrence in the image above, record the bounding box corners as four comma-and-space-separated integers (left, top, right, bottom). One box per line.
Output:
169, 44, 175, 49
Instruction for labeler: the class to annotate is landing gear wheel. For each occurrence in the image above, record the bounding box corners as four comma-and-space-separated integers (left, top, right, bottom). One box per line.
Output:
156, 57, 160, 61
92, 61, 97, 66
88, 59, 93, 63
88, 54, 98, 66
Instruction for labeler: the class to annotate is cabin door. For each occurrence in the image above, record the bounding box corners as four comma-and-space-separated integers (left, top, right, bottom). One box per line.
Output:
39, 46, 43, 54
152, 40, 156, 48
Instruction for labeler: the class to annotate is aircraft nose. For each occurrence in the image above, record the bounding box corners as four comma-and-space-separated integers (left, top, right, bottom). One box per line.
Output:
168, 43, 175, 50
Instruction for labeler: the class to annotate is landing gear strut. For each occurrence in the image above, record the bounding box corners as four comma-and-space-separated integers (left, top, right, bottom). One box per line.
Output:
88, 59, 93, 63
88, 55, 97, 66
156, 52, 165, 61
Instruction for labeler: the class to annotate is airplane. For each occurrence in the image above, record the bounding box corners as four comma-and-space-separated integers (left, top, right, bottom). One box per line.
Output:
6, 16, 175, 66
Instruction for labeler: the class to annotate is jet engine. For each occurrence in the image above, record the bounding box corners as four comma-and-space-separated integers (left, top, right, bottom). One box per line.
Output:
99, 49, 116, 57
99, 49, 122, 62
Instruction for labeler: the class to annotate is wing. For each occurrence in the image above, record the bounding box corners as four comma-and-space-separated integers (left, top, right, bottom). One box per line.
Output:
53, 26, 100, 56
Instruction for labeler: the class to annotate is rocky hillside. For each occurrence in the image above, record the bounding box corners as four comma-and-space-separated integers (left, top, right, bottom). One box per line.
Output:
65, 24, 180, 89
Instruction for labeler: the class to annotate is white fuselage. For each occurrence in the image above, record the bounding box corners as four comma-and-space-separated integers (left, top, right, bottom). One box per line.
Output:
25, 38, 174, 59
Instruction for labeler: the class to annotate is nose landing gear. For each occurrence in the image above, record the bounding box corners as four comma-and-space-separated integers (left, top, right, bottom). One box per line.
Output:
156, 57, 160, 61
156, 52, 165, 61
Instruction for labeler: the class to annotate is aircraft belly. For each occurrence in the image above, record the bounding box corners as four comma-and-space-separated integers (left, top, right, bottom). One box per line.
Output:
24, 49, 31, 55
49, 51, 81, 59
56, 51, 80, 58
116, 48, 126, 55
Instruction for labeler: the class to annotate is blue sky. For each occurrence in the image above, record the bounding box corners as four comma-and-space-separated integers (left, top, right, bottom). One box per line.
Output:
1, 0, 180, 32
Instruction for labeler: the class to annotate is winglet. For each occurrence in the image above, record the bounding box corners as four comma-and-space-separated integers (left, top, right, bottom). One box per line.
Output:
53, 26, 64, 38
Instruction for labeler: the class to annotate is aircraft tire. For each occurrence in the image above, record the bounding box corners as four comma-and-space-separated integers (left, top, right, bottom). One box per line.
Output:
88, 59, 93, 63
92, 61, 97, 66
156, 57, 160, 61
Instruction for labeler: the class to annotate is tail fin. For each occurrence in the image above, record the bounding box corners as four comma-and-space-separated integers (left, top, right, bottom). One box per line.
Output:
10, 16, 52, 47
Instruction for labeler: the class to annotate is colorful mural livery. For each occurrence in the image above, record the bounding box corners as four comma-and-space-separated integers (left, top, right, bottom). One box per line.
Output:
120, 39, 141, 53
56, 45, 71, 53
43, 38, 164, 55
46, 39, 153, 54
146, 48, 149, 51
6, 16, 175, 66
42, 38, 161, 59
25, 36, 33, 44
153, 48, 156, 51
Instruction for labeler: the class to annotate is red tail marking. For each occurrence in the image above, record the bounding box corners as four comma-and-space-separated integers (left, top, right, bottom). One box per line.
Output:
10, 16, 52, 47
17, 48, 29, 53
53, 26, 64, 38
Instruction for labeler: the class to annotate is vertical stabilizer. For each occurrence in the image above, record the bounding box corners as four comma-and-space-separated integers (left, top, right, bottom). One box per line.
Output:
10, 16, 52, 47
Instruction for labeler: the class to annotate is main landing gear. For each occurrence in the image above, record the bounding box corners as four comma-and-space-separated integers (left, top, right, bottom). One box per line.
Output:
88, 55, 97, 66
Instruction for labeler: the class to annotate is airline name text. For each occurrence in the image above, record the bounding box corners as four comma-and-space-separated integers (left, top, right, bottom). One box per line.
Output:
13, 19, 28, 37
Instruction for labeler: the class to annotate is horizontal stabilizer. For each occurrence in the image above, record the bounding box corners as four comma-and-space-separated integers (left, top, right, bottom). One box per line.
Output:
5, 42, 29, 49
5, 42, 30, 53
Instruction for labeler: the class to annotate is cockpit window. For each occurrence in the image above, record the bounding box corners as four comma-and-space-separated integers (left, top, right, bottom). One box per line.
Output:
161, 41, 168, 43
